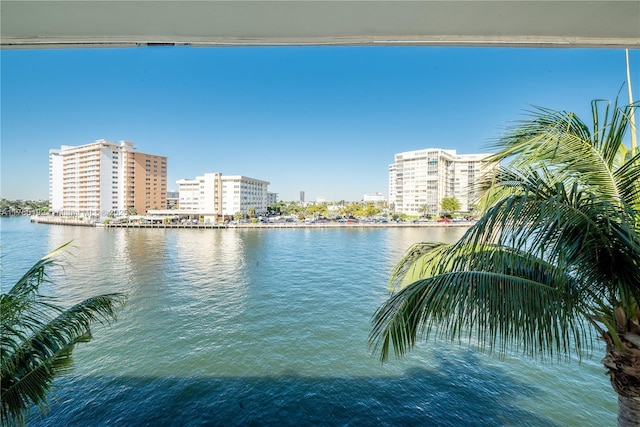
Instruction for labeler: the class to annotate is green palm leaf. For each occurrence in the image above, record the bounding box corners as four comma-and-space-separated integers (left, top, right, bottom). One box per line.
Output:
372, 241, 590, 362
0, 243, 126, 426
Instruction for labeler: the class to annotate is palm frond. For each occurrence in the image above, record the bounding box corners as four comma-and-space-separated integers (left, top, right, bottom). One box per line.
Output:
613, 151, 640, 217
370, 241, 589, 362
372, 170, 640, 362
485, 99, 640, 206
0, 242, 126, 426
2, 243, 73, 339
8, 242, 71, 300
389, 242, 451, 292
470, 179, 640, 297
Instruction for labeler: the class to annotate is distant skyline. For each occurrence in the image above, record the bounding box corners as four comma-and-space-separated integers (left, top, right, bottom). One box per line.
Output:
1, 46, 638, 202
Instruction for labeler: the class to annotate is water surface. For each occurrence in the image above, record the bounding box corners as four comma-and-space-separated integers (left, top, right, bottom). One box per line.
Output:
0, 218, 616, 426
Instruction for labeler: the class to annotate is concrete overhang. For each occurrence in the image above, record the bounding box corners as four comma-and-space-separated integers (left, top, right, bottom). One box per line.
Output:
1, 1, 639, 50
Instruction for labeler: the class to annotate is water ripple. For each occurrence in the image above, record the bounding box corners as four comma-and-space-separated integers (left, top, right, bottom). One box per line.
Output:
0, 218, 616, 426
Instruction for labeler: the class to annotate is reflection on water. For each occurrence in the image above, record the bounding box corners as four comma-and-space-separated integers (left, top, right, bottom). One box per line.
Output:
0, 218, 616, 426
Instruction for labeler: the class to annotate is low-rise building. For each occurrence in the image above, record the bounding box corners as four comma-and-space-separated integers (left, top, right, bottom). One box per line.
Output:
267, 192, 279, 206
177, 173, 270, 221
363, 192, 385, 202
221, 175, 270, 217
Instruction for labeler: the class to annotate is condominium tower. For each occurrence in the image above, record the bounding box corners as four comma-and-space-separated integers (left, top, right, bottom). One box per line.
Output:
389, 148, 496, 216
177, 173, 270, 221
49, 140, 167, 218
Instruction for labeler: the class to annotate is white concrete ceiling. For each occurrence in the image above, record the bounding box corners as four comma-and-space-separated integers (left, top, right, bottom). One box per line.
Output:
1, 1, 639, 49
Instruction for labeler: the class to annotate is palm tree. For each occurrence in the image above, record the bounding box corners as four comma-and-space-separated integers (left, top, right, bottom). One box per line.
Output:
370, 98, 640, 426
1, 242, 126, 426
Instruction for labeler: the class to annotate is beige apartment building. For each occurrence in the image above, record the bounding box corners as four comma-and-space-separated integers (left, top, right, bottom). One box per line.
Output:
49, 140, 167, 218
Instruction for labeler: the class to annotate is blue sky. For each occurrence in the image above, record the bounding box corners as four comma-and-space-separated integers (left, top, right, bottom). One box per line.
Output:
1, 46, 638, 202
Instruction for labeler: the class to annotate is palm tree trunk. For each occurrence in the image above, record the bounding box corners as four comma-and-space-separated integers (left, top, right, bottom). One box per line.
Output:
618, 395, 640, 426
602, 332, 640, 426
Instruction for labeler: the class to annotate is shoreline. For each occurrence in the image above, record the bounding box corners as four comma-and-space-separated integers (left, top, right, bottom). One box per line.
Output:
29, 216, 474, 229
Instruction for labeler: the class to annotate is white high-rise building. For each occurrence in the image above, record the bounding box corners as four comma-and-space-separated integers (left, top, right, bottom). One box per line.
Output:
177, 173, 270, 220
49, 150, 64, 211
49, 140, 167, 218
388, 148, 496, 216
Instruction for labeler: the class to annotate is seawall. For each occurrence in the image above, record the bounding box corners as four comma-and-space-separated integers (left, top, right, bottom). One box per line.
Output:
30, 216, 474, 229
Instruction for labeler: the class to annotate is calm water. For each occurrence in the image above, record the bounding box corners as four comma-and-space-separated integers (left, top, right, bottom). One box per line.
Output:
1, 217, 616, 426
